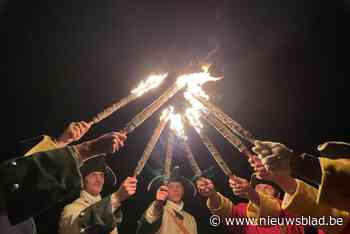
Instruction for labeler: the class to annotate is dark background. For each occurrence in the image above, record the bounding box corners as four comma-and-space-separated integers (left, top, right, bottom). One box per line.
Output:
3, 0, 350, 233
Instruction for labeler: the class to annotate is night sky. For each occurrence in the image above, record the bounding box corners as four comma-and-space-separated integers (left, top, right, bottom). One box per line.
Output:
4, 1, 350, 234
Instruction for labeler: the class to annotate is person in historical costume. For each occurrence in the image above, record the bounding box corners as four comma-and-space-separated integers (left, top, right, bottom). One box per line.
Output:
136, 167, 198, 234
196, 173, 316, 234
0, 121, 127, 233
0, 121, 92, 234
251, 141, 350, 234
252, 140, 350, 211
59, 154, 137, 234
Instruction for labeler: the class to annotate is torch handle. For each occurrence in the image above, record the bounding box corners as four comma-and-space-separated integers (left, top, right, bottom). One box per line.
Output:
133, 118, 169, 177
202, 113, 256, 162
124, 83, 182, 134
196, 96, 256, 144
204, 113, 250, 153
198, 132, 233, 177
164, 132, 175, 178
90, 93, 138, 125
183, 141, 202, 177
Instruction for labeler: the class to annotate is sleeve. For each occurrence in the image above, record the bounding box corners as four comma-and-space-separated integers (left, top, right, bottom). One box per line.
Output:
317, 141, 350, 159
59, 203, 83, 234
110, 193, 122, 213
144, 201, 162, 224
0, 147, 82, 225
246, 192, 281, 219
136, 202, 162, 234
24, 135, 59, 156
77, 196, 123, 234
206, 192, 234, 219
190, 214, 198, 234
317, 157, 350, 211
282, 179, 349, 234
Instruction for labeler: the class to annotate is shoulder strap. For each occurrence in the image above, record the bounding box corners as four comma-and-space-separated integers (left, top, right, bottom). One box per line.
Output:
167, 210, 191, 234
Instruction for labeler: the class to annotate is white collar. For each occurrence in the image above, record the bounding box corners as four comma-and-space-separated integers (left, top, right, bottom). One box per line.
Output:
80, 190, 102, 205
165, 200, 184, 212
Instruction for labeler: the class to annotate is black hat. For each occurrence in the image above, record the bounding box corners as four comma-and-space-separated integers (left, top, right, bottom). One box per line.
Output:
250, 173, 283, 198
190, 166, 220, 182
80, 154, 116, 186
147, 166, 197, 198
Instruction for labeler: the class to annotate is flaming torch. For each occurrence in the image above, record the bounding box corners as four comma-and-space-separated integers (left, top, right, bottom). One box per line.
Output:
184, 92, 254, 158
123, 67, 221, 134
90, 73, 168, 124
146, 130, 175, 193
133, 107, 172, 177
183, 141, 202, 177
164, 131, 175, 181
185, 106, 232, 177
168, 111, 202, 177
194, 95, 256, 144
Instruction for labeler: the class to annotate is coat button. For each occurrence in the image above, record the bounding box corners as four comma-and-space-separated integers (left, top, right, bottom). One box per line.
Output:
79, 212, 85, 217
80, 228, 85, 233
12, 184, 19, 191
11, 161, 17, 166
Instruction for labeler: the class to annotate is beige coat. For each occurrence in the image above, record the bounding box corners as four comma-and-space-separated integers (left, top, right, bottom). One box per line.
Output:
59, 191, 119, 234
144, 200, 198, 234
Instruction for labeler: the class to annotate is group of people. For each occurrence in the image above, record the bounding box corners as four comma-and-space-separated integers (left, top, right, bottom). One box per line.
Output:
1, 120, 350, 234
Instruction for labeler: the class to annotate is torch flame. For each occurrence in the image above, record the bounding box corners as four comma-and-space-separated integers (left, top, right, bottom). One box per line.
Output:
184, 92, 207, 112
160, 106, 174, 121
185, 107, 203, 133
184, 92, 208, 133
169, 111, 186, 140
176, 65, 222, 99
176, 67, 221, 88
131, 73, 168, 97
201, 63, 211, 73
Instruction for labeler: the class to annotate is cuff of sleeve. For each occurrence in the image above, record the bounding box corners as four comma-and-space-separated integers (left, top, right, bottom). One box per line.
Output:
207, 192, 224, 211
69, 146, 83, 167
318, 141, 350, 159
246, 201, 259, 219
111, 193, 122, 213
318, 157, 332, 206
144, 202, 161, 224
317, 157, 350, 210
206, 192, 233, 218
67, 147, 83, 188
258, 192, 281, 218
24, 135, 58, 156
282, 179, 318, 215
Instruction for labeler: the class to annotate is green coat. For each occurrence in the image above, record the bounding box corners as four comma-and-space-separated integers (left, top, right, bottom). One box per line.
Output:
78, 196, 123, 234
1, 135, 62, 234
0, 146, 82, 225
0, 139, 123, 234
60, 193, 123, 234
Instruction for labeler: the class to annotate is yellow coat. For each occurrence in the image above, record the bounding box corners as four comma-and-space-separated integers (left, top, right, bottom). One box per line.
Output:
282, 179, 349, 234
316, 141, 350, 211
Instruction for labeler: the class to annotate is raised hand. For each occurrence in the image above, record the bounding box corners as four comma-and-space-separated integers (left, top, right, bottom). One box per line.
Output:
56, 121, 92, 146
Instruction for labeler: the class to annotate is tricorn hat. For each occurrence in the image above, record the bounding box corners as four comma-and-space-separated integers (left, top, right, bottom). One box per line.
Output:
249, 173, 283, 198
147, 166, 197, 198
80, 154, 117, 186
